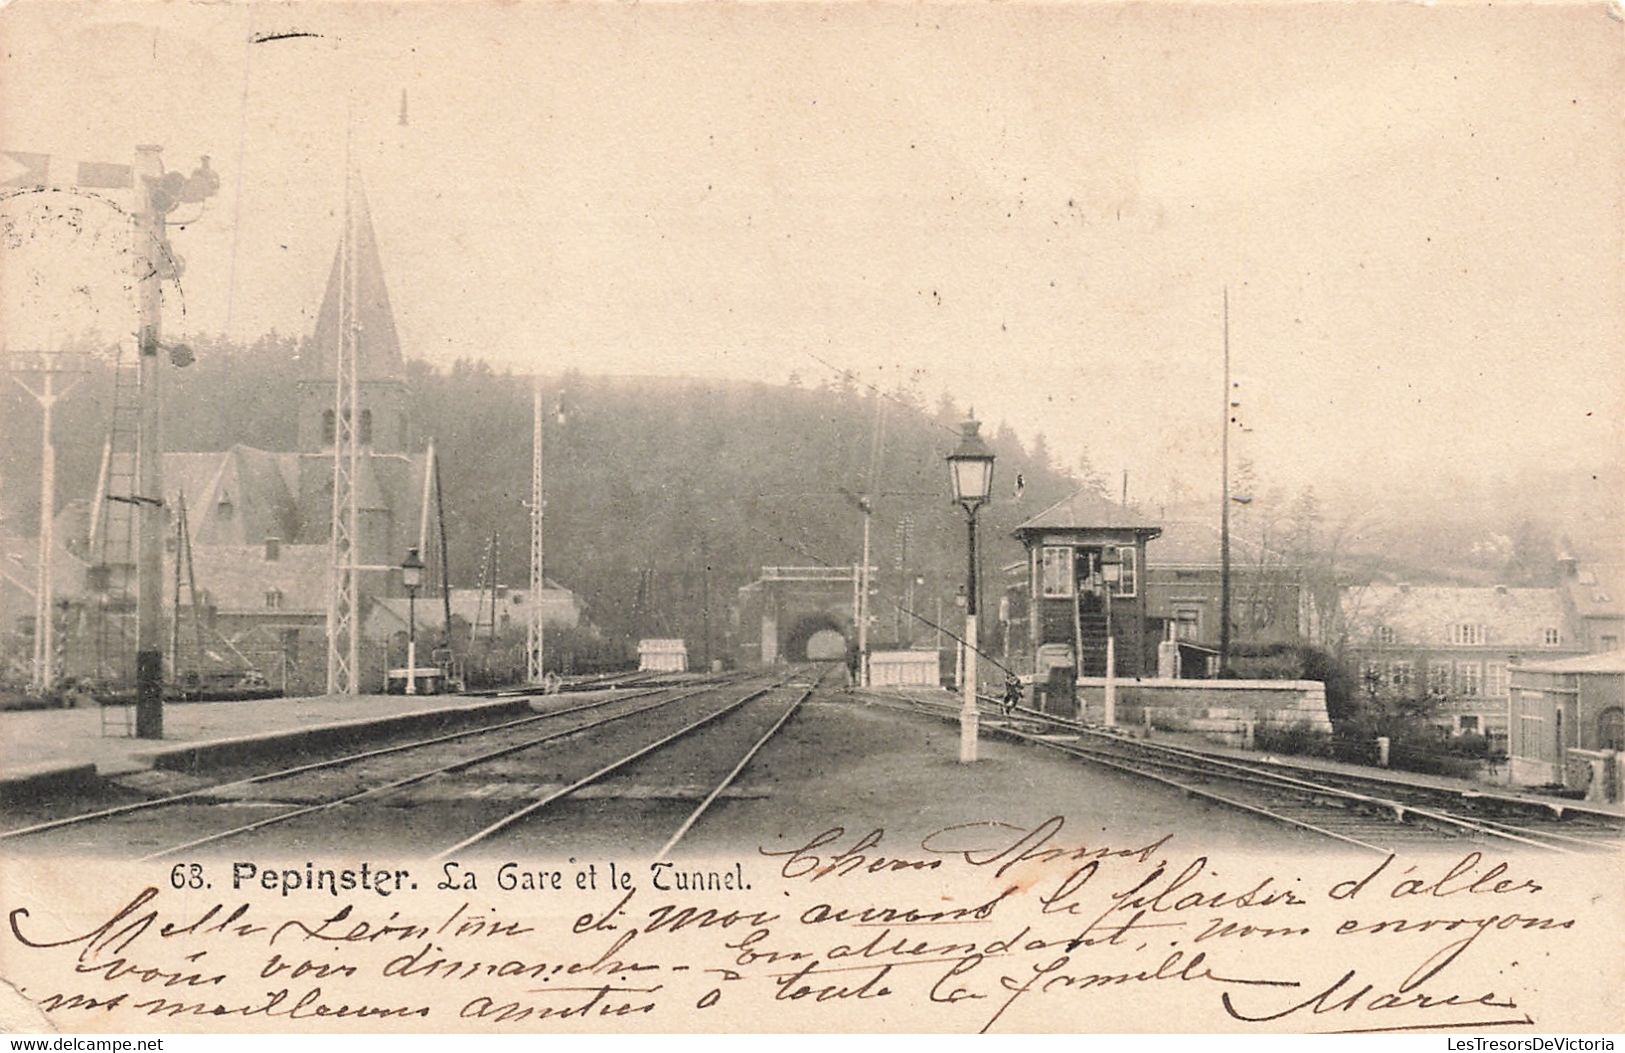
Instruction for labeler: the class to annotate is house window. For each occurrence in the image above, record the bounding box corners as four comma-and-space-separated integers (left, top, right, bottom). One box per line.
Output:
1113, 546, 1137, 598
1376, 625, 1396, 645
264, 589, 283, 610
1428, 660, 1453, 695
1173, 608, 1201, 641
1458, 714, 1480, 735
1389, 660, 1413, 689
1449, 623, 1486, 646
322, 409, 335, 444
1361, 661, 1386, 692
1040, 547, 1075, 598
360, 408, 374, 445
1601, 634, 1619, 651
1541, 627, 1561, 647
1456, 662, 1482, 697
1485, 660, 1508, 698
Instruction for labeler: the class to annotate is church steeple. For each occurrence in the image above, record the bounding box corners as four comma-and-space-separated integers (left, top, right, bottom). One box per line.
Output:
308, 184, 404, 381
297, 183, 410, 454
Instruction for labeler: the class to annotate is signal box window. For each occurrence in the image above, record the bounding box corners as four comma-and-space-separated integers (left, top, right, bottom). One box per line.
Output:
1113, 546, 1137, 598
1041, 547, 1075, 598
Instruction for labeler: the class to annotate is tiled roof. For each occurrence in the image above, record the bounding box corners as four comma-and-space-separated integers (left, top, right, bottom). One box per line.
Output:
173, 542, 329, 614
366, 584, 582, 640
1516, 651, 1625, 675
1013, 489, 1161, 536
1341, 584, 1574, 649
0, 529, 87, 609
166, 446, 302, 546
1564, 562, 1624, 619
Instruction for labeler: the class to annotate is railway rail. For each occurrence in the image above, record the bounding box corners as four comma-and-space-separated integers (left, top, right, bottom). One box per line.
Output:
856, 688, 1625, 855
431, 664, 831, 858
0, 668, 756, 855
4, 665, 826, 861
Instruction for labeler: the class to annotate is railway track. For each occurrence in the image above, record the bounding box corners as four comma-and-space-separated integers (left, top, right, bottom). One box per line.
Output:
0, 669, 757, 856
857, 688, 1625, 855
431, 664, 832, 858
4, 666, 826, 860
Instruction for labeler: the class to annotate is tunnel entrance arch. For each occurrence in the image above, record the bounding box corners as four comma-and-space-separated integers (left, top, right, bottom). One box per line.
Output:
735, 567, 859, 666
784, 614, 849, 662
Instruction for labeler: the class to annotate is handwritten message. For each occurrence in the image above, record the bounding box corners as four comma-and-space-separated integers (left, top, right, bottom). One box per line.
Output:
3, 818, 1619, 1034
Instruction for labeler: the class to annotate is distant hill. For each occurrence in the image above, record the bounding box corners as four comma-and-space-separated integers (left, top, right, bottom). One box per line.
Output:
0, 336, 1086, 651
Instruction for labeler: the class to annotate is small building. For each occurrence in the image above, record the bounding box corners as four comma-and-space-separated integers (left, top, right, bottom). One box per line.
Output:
868, 649, 938, 687
366, 580, 584, 644
1143, 519, 1315, 651
1010, 489, 1162, 690
638, 638, 689, 673
1507, 651, 1624, 801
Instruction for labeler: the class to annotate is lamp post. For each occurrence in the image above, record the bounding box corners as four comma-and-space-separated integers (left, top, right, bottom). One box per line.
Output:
401, 547, 424, 695
947, 418, 995, 763
1100, 549, 1121, 726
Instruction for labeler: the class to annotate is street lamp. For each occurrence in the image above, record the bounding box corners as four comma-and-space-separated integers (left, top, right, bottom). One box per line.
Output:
401, 547, 425, 695
947, 417, 995, 763
1100, 549, 1122, 726
1100, 550, 1121, 658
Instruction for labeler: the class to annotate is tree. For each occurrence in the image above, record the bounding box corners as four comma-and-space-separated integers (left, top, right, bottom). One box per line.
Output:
1072, 447, 1106, 494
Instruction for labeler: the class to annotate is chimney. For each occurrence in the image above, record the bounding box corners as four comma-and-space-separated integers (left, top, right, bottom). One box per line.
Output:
1397, 582, 1411, 593
265, 537, 280, 562
1495, 584, 1508, 595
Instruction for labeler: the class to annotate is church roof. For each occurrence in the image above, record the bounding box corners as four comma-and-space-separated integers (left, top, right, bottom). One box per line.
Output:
166, 446, 301, 546
306, 185, 404, 382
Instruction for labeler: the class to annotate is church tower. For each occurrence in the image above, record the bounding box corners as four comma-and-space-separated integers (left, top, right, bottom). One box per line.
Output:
297, 187, 411, 455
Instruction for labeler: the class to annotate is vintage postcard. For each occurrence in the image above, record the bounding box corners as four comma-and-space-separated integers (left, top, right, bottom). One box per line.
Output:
0, 0, 1621, 1037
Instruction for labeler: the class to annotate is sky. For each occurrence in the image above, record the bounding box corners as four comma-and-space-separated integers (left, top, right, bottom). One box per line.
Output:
2, 1, 1621, 512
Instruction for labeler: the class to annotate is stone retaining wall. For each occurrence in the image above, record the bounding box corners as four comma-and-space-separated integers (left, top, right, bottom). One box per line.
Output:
1070, 677, 1332, 746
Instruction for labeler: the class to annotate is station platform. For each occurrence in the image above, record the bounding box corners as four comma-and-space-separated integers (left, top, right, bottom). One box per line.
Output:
0, 692, 530, 797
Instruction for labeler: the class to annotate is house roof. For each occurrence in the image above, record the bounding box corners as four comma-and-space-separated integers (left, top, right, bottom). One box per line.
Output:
0, 528, 87, 612
1013, 489, 1161, 538
1516, 651, 1625, 675
367, 582, 581, 640
173, 543, 329, 614
1341, 584, 1575, 650
1563, 562, 1624, 620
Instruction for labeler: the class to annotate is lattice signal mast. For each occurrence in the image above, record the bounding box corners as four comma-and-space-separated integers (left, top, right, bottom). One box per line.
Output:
526, 375, 545, 684
325, 145, 363, 694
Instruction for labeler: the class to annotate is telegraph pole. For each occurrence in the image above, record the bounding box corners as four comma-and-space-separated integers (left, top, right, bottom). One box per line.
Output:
7, 351, 87, 691
526, 376, 544, 684
133, 145, 167, 737
1219, 287, 1232, 677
